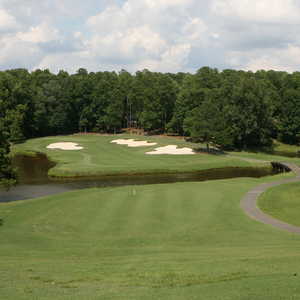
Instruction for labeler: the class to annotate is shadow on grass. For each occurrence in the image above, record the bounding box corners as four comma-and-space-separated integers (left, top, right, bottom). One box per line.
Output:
193, 147, 226, 156
232, 144, 300, 158
193, 143, 300, 159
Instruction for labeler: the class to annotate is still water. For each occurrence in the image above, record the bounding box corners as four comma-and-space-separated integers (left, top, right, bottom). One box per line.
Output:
0, 153, 280, 202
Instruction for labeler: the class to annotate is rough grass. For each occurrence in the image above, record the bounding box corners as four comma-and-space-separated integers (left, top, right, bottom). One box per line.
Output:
273, 140, 300, 154
12, 134, 267, 178
1, 173, 300, 299
258, 181, 300, 227
228, 140, 300, 163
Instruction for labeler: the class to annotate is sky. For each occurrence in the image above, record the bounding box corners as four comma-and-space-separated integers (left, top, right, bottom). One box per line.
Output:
0, 0, 300, 74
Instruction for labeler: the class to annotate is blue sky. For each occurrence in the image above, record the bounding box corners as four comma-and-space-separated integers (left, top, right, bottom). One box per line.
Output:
0, 0, 300, 73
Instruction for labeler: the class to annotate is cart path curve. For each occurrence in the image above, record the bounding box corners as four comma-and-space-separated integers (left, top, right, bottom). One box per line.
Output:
241, 162, 300, 234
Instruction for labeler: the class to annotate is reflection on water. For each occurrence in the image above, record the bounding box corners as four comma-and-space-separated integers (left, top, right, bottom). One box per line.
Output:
12, 153, 56, 184
0, 153, 280, 203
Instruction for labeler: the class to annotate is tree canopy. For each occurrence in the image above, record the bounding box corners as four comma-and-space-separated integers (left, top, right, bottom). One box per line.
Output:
0, 118, 16, 189
0, 66, 299, 151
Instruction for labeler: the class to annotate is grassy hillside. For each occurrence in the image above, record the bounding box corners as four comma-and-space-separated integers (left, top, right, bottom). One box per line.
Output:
1, 173, 300, 300
12, 134, 269, 177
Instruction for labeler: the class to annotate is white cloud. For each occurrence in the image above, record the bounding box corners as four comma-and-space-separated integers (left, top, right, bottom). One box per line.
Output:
249, 47, 300, 72
212, 0, 300, 23
0, 9, 18, 32
35, 52, 91, 74
1, 0, 300, 73
87, 25, 168, 61
145, 0, 192, 9
135, 43, 191, 72
226, 44, 300, 72
183, 18, 207, 42
0, 35, 42, 69
17, 22, 61, 43
0, 19, 70, 70
84, 0, 208, 72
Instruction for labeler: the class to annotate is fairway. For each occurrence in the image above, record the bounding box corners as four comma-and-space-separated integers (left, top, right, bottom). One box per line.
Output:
1, 174, 300, 299
3, 16, 300, 300
6, 135, 300, 299
12, 135, 268, 177
259, 181, 300, 227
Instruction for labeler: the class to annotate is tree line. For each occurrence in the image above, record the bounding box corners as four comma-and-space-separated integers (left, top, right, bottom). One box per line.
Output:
1, 66, 300, 150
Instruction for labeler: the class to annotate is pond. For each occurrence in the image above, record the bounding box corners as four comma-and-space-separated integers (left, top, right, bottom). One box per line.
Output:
0, 153, 281, 203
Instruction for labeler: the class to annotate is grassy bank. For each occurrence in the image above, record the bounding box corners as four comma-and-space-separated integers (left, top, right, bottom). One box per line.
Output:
1, 173, 299, 299
259, 181, 300, 226
12, 134, 269, 178
273, 140, 300, 154
228, 140, 300, 163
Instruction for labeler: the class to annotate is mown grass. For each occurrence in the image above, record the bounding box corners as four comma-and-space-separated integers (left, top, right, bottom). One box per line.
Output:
1, 172, 300, 300
228, 140, 300, 163
12, 134, 268, 178
273, 140, 300, 154
259, 181, 300, 227
5, 135, 300, 299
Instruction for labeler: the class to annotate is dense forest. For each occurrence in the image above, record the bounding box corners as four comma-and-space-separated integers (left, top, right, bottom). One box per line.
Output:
0, 118, 15, 188
0, 66, 300, 153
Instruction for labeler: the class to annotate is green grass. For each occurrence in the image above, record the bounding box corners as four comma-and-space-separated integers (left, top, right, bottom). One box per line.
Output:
1, 172, 300, 300
228, 140, 300, 163
229, 149, 300, 164
6, 135, 300, 298
273, 140, 300, 154
259, 181, 300, 227
12, 134, 268, 177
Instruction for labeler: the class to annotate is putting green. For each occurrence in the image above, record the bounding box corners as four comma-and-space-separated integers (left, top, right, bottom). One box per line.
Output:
1, 173, 300, 300
259, 181, 300, 227
12, 135, 268, 177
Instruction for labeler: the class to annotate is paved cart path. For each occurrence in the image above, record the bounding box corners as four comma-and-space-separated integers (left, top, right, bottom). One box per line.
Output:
241, 162, 300, 234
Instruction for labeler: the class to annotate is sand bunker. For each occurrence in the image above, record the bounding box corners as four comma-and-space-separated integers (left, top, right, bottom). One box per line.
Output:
111, 139, 194, 154
111, 139, 157, 147
47, 142, 83, 150
146, 145, 195, 155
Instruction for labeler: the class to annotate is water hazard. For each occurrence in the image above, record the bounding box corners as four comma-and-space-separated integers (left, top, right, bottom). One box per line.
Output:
0, 153, 280, 202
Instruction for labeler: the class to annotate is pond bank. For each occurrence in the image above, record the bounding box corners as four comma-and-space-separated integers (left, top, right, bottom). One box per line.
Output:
0, 153, 282, 203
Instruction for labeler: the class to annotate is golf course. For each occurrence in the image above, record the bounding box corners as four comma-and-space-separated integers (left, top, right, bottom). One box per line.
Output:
1, 134, 300, 299
11, 134, 270, 177
2, 5, 300, 297
259, 181, 300, 227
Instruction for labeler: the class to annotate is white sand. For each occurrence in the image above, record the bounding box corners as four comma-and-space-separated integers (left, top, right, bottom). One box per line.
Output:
111, 139, 157, 147
146, 145, 195, 155
47, 142, 83, 150
111, 139, 194, 154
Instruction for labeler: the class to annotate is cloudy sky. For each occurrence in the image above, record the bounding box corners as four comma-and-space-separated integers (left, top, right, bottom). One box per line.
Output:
0, 0, 300, 73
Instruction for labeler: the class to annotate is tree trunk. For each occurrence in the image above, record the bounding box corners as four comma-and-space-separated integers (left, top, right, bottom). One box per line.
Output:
206, 143, 210, 152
